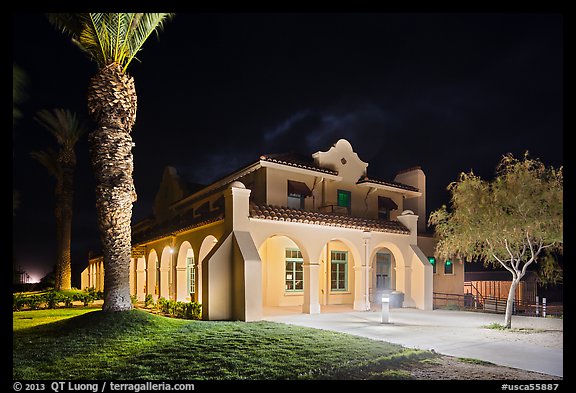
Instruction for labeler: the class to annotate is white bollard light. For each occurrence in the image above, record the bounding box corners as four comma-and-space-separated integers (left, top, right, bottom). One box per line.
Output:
381, 295, 390, 324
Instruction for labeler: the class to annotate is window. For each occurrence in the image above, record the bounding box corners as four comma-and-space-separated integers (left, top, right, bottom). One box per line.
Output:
444, 260, 453, 275
287, 180, 311, 210
337, 190, 351, 213
378, 196, 398, 220
156, 259, 161, 295
186, 256, 195, 296
428, 257, 436, 274
376, 252, 392, 290
287, 194, 305, 209
331, 251, 348, 291
285, 249, 304, 292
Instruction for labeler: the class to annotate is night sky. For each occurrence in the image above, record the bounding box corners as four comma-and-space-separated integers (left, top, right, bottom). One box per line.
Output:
12, 13, 563, 286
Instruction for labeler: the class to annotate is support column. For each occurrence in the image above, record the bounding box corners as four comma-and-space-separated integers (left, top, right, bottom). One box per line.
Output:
129, 258, 136, 296
160, 267, 170, 299
353, 232, 371, 311
136, 262, 146, 301
98, 261, 105, 291
353, 266, 368, 311
303, 261, 321, 314
176, 266, 188, 301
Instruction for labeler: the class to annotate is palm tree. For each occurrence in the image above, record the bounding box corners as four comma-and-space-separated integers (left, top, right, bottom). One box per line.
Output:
32, 109, 88, 290
47, 13, 173, 311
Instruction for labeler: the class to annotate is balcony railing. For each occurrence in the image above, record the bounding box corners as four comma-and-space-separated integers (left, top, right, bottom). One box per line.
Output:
317, 204, 349, 215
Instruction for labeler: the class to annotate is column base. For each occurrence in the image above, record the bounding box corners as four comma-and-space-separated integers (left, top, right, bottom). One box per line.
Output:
353, 300, 370, 311
302, 303, 321, 314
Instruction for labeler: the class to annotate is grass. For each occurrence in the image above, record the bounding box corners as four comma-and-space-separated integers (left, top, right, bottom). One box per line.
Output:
482, 322, 545, 333
457, 357, 495, 366
13, 308, 437, 380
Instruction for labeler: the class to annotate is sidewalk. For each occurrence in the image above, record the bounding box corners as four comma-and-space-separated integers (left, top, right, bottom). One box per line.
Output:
263, 306, 563, 377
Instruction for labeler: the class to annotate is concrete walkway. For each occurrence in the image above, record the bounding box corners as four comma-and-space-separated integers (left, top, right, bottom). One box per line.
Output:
263, 306, 563, 377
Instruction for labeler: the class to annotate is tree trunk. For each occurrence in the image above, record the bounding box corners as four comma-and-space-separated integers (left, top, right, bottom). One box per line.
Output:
54, 178, 64, 290
504, 278, 520, 328
55, 165, 74, 290
89, 127, 134, 311
88, 63, 137, 312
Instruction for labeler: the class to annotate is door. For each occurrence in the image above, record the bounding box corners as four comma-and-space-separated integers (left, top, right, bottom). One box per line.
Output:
376, 252, 391, 291
373, 252, 392, 304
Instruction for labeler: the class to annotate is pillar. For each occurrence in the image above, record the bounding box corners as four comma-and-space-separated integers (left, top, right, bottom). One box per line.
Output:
176, 266, 188, 301
136, 261, 146, 301
303, 261, 321, 314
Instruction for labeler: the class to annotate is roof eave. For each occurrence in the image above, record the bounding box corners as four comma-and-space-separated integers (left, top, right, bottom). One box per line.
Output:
356, 181, 422, 198
260, 160, 342, 180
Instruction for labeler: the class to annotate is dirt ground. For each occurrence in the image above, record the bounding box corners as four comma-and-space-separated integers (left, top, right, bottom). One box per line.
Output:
409, 354, 562, 380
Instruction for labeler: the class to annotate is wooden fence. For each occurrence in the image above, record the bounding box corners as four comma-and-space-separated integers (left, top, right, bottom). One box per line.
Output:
433, 292, 562, 317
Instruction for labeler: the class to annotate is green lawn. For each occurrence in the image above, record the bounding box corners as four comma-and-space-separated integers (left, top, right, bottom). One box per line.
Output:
13, 308, 435, 380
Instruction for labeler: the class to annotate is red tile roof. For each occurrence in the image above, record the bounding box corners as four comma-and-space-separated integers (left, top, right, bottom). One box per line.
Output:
260, 153, 338, 175
249, 204, 410, 234
357, 177, 419, 192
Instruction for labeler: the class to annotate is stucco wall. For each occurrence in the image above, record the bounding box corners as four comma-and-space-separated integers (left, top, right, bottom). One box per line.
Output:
265, 167, 319, 210
417, 234, 464, 295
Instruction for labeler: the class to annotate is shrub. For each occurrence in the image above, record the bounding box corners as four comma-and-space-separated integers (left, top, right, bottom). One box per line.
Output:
77, 289, 96, 307
63, 294, 74, 308
130, 294, 138, 305
183, 302, 202, 320
144, 294, 154, 308
44, 291, 61, 309
157, 297, 170, 314
13, 294, 27, 311
168, 300, 179, 316
26, 295, 44, 310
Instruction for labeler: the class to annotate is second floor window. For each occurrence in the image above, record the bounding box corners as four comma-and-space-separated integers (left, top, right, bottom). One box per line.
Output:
378, 196, 398, 220
337, 189, 351, 214
287, 180, 311, 210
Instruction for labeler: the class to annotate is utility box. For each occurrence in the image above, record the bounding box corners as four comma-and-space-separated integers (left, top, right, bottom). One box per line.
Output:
389, 291, 404, 308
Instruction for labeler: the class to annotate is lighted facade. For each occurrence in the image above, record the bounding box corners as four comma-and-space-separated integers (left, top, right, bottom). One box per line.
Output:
81, 139, 463, 321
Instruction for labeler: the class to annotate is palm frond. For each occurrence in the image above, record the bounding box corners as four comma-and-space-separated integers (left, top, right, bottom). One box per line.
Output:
124, 13, 174, 71
13, 64, 28, 126
30, 148, 62, 180
34, 109, 88, 148
47, 13, 174, 70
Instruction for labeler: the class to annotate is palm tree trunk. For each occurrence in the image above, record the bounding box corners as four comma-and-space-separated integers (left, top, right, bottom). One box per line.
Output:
54, 179, 64, 290
88, 63, 137, 312
89, 127, 134, 311
57, 165, 74, 290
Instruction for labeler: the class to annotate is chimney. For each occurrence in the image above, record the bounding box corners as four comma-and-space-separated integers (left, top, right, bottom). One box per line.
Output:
394, 167, 426, 233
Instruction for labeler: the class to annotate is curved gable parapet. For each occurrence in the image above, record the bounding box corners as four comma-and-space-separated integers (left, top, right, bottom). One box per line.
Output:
312, 139, 368, 183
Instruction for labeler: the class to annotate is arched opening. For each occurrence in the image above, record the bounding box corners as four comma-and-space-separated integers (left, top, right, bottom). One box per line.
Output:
176, 241, 194, 302
370, 246, 397, 305
198, 235, 219, 304
258, 234, 309, 310
160, 246, 174, 300
317, 239, 359, 307
146, 249, 159, 300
